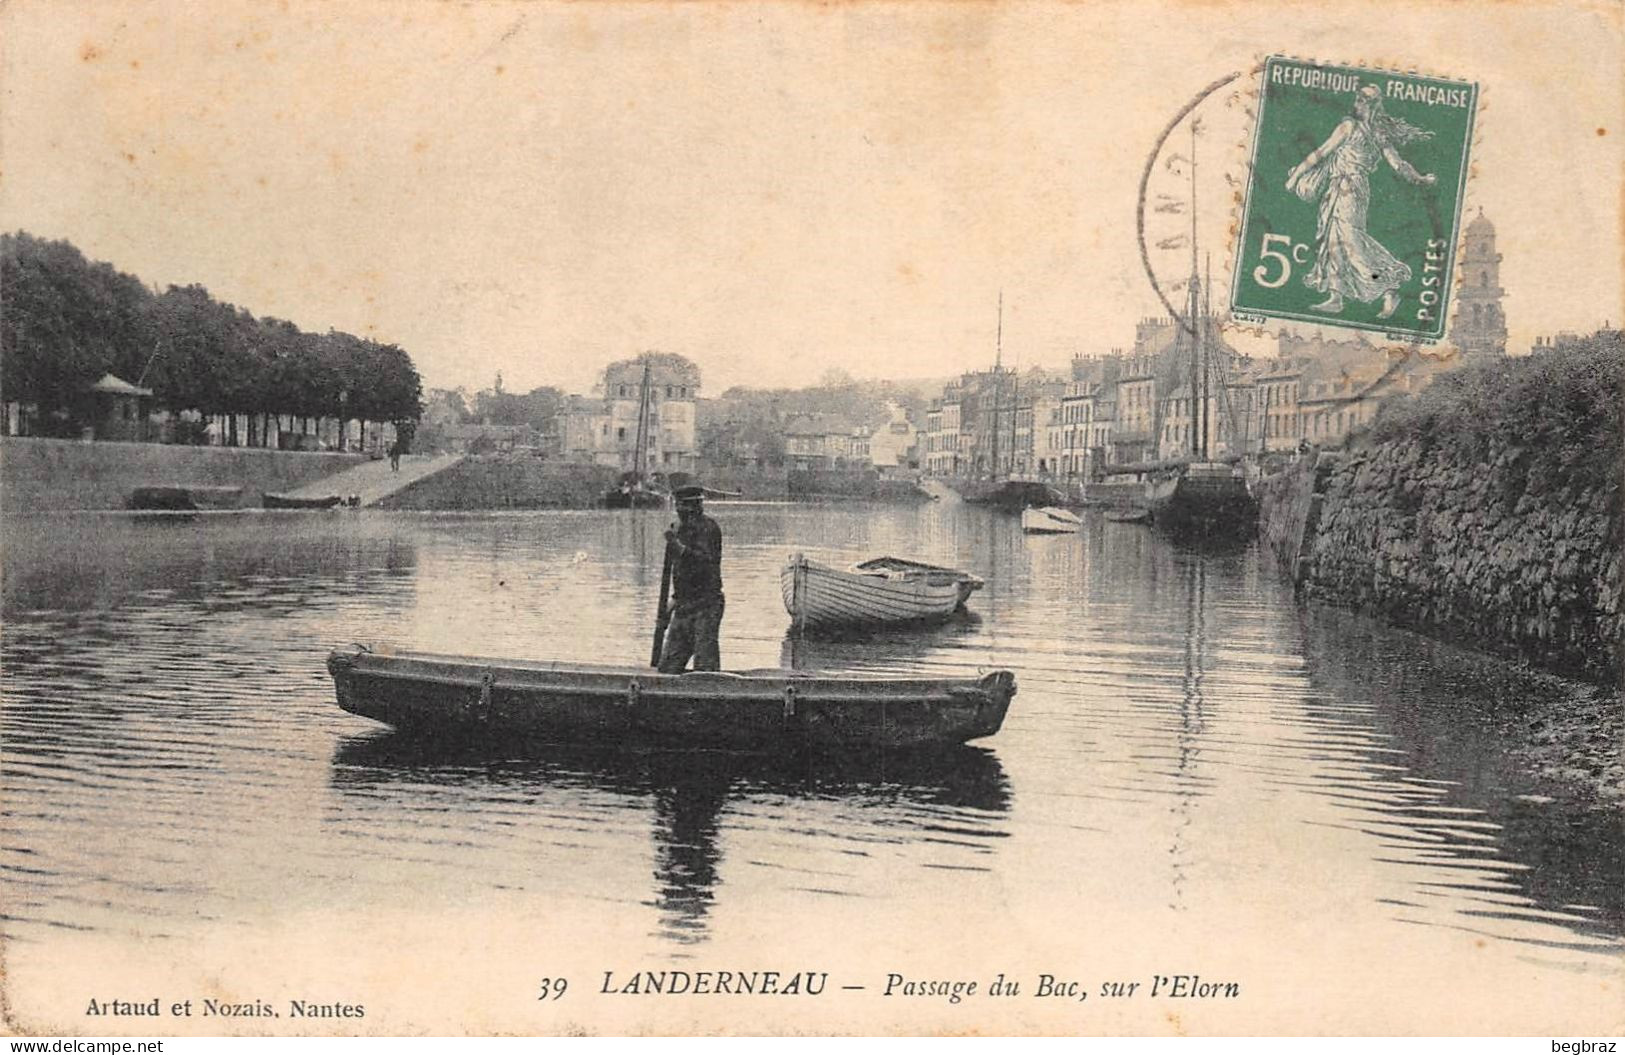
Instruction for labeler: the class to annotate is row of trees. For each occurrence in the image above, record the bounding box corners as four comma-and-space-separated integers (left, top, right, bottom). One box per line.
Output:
1, 232, 422, 443
696, 370, 935, 468
429, 374, 565, 432
717, 368, 931, 432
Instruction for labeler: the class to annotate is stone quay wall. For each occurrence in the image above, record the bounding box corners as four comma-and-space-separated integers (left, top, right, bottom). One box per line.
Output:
1258, 338, 1621, 685
787, 469, 931, 502
699, 467, 791, 499
375, 457, 620, 510
1, 437, 366, 513
1254, 453, 1333, 585
1302, 439, 1618, 683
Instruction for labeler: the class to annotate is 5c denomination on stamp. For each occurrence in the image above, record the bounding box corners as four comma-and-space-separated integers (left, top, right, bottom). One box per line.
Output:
1231, 56, 1477, 340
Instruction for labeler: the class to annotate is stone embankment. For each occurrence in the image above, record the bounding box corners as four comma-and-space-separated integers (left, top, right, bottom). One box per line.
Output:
374, 457, 621, 510
1, 437, 366, 512
787, 469, 931, 502
1305, 441, 1618, 684
1256, 334, 1621, 802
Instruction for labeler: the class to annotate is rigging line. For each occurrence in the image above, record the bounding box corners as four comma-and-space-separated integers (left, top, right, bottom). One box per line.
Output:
1135, 67, 1257, 339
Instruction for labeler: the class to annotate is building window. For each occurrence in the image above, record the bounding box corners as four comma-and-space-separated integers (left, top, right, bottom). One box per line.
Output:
617, 427, 626, 440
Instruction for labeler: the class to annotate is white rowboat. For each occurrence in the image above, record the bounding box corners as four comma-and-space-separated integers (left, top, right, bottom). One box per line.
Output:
1020, 506, 1083, 534
781, 554, 983, 630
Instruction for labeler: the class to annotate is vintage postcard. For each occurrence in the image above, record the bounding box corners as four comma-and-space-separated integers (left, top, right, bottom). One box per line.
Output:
1, 0, 1620, 1042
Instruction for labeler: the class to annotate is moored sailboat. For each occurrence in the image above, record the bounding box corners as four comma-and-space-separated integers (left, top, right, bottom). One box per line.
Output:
1145, 461, 1256, 537
1144, 121, 1257, 540
600, 358, 671, 510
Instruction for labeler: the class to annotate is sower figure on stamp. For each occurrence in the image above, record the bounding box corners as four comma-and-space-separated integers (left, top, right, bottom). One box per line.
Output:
1286, 84, 1437, 320
657, 485, 725, 673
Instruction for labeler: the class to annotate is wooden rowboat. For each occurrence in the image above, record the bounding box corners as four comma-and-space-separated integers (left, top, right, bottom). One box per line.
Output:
781, 554, 983, 630
1103, 507, 1152, 524
326, 645, 1015, 752
128, 485, 245, 511
1020, 506, 1082, 534
263, 492, 344, 510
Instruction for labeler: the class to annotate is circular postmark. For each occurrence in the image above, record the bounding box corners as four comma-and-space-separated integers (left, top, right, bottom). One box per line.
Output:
1135, 65, 1260, 341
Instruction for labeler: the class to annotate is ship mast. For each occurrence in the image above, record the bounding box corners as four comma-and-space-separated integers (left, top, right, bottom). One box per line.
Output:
991, 291, 1003, 479
1187, 119, 1205, 460
1204, 252, 1217, 459
633, 357, 652, 482
1010, 363, 1021, 479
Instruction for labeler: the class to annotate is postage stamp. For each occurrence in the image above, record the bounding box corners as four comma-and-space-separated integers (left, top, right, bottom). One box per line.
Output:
1230, 56, 1478, 341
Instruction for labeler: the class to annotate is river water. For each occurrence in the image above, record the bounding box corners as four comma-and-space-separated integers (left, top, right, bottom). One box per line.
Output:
2, 501, 1620, 1035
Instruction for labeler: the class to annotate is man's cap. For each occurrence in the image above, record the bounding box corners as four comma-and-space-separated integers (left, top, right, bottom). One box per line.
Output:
673, 485, 706, 503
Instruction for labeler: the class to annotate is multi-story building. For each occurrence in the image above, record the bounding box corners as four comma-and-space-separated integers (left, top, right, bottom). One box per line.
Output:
920, 207, 1513, 473
1112, 366, 1159, 465
560, 353, 702, 472
1289, 334, 1454, 447
783, 414, 855, 470
923, 403, 945, 473
927, 382, 965, 476
960, 371, 1005, 476
560, 393, 608, 462
1057, 380, 1100, 481
847, 425, 870, 464
865, 402, 917, 472
1255, 359, 1307, 454
1024, 379, 1068, 478
1040, 393, 1068, 479
926, 372, 1012, 477
1158, 372, 1260, 460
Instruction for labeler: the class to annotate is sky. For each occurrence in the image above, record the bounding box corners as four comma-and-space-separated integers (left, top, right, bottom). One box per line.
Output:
2, 0, 1620, 398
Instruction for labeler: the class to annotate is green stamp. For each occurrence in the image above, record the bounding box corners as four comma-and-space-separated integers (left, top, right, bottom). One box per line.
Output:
1231, 57, 1477, 340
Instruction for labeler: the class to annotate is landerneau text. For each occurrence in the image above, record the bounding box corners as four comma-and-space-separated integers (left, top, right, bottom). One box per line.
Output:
599, 970, 827, 996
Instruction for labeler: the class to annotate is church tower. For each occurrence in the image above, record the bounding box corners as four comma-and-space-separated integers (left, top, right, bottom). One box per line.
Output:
1449, 209, 1507, 358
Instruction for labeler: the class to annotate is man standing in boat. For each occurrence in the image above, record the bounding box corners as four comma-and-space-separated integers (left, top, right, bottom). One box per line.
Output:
657, 485, 725, 673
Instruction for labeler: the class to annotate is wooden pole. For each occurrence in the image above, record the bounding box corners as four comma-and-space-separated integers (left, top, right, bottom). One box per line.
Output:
651, 538, 675, 668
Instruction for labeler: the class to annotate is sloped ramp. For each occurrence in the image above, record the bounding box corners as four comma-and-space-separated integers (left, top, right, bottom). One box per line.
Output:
271, 453, 464, 508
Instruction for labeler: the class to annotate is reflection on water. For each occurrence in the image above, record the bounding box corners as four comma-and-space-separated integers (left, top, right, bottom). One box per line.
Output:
331, 735, 1010, 947
780, 609, 984, 672
1, 504, 1619, 983
1291, 604, 1625, 946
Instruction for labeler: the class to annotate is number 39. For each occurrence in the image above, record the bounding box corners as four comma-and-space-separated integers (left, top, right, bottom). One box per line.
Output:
1253, 233, 1309, 289
538, 978, 569, 1001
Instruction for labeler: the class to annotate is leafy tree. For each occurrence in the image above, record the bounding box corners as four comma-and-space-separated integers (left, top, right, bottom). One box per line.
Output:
2, 230, 426, 445
517, 386, 563, 432
472, 386, 529, 426
1, 232, 146, 431
425, 387, 472, 422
